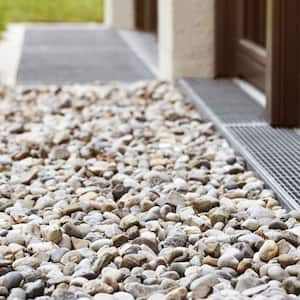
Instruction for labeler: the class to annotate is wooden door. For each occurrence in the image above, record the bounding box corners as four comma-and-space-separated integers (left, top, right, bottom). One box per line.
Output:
217, 0, 267, 91
235, 0, 267, 91
266, 0, 300, 127
217, 0, 300, 127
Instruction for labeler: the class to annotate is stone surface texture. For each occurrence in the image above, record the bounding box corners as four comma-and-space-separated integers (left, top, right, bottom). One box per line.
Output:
0, 82, 299, 300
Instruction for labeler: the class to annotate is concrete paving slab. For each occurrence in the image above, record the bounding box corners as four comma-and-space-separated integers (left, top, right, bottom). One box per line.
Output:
119, 30, 159, 76
17, 24, 154, 85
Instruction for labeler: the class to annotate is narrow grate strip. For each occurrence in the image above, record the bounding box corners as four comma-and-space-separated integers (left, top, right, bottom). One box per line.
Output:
230, 125, 300, 203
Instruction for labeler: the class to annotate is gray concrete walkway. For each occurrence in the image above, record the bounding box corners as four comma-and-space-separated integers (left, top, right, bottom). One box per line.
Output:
16, 24, 154, 85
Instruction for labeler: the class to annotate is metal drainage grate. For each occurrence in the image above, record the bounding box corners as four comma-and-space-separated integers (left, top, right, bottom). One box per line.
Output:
229, 124, 300, 206
179, 79, 300, 210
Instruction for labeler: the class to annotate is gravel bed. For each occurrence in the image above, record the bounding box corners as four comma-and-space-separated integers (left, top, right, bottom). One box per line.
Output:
0, 82, 300, 300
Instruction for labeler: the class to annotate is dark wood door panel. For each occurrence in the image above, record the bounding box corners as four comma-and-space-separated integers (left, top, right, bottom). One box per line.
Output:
236, 38, 267, 91
236, 52, 266, 91
237, 0, 267, 91
266, 0, 300, 127
217, 0, 267, 91
243, 0, 266, 47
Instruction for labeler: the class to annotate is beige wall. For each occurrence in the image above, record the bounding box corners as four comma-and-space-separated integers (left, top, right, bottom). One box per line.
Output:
104, 0, 216, 80
159, 0, 216, 80
105, 0, 135, 30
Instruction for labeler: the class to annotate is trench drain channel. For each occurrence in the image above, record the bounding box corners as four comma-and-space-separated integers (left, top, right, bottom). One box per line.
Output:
179, 78, 300, 210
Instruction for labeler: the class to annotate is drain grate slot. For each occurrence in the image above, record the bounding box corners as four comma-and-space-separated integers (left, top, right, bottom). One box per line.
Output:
229, 125, 300, 204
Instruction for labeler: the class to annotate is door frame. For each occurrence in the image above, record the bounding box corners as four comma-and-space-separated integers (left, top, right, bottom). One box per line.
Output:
216, 0, 300, 127
266, 0, 300, 127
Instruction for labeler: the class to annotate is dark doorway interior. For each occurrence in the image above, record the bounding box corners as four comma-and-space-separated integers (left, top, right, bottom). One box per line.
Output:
134, 0, 158, 34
